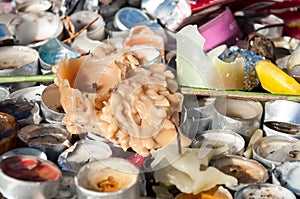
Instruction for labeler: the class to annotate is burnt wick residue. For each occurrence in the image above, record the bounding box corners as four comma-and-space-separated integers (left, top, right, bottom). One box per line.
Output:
97, 176, 119, 192
27, 134, 66, 145
55, 105, 65, 113
289, 150, 300, 158
264, 121, 300, 135
220, 164, 259, 184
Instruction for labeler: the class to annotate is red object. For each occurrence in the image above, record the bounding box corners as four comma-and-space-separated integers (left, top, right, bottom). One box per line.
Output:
229, 0, 300, 13
277, 11, 300, 39
21, 159, 38, 168
189, 0, 300, 14
188, 0, 300, 39
229, 0, 300, 39
189, 0, 235, 13
127, 153, 145, 168
1, 156, 61, 182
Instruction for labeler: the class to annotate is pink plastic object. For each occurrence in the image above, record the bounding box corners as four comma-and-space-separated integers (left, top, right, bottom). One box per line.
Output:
198, 7, 242, 51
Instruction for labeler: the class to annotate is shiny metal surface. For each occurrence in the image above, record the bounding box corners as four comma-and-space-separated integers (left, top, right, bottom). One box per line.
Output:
191, 129, 245, 155
253, 135, 300, 168
75, 158, 140, 199
264, 100, 300, 138
18, 124, 72, 162
235, 183, 296, 199
40, 83, 65, 125
0, 155, 62, 199
273, 161, 300, 196
0, 45, 39, 90
212, 98, 263, 140
0, 147, 47, 161
38, 38, 81, 70
114, 7, 150, 31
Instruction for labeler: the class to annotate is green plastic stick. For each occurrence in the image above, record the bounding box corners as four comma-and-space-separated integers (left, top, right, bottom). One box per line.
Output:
0, 74, 55, 83
181, 86, 300, 102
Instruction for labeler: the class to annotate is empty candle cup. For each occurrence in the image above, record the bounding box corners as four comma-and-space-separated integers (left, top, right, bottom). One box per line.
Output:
263, 100, 300, 138
212, 98, 263, 140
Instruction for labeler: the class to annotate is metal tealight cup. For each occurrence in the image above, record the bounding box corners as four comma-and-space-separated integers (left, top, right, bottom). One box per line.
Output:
0, 155, 62, 199
40, 83, 65, 125
212, 98, 263, 141
18, 124, 72, 162
263, 100, 300, 138
180, 96, 216, 139
75, 157, 140, 199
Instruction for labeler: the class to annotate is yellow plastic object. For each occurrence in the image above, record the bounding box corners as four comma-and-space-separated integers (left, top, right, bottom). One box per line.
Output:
255, 59, 300, 95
